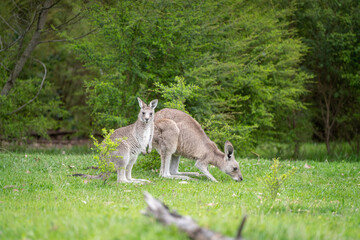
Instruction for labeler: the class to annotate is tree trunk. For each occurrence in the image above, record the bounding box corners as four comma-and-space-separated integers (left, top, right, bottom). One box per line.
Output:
318, 79, 335, 155
0, 0, 52, 96
294, 141, 300, 159
292, 110, 300, 158
325, 125, 331, 154
324, 89, 331, 154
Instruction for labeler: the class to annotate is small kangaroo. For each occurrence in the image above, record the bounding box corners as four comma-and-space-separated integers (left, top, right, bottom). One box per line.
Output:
109, 97, 158, 183
152, 108, 243, 182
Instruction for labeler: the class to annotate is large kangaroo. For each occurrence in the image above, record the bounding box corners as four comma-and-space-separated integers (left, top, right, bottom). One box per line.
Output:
152, 108, 243, 182
109, 97, 158, 183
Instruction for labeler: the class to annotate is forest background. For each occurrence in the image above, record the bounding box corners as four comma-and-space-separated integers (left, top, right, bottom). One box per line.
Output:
1, 0, 359, 160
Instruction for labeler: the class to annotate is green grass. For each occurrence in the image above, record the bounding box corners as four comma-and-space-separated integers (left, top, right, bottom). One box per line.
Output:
0, 149, 359, 240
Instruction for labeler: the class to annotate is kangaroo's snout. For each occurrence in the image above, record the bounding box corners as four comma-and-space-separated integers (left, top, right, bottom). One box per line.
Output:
233, 175, 243, 182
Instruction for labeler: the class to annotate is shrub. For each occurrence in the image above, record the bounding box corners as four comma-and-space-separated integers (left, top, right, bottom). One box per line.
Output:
260, 158, 297, 200
154, 76, 199, 113
136, 151, 161, 171
90, 128, 126, 183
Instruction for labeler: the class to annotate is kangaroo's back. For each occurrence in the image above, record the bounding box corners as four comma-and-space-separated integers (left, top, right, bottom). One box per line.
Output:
155, 108, 211, 141
155, 108, 217, 158
110, 123, 135, 141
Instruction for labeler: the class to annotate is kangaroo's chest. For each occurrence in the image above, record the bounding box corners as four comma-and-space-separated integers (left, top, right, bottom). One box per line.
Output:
142, 127, 151, 146
135, 126, 152, 149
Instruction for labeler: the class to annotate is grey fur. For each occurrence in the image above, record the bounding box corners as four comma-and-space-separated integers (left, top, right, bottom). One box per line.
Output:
110, 97, 158, 183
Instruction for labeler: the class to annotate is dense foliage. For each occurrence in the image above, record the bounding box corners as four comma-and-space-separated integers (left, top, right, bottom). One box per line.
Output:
1, 0, 359, 158
72, 0, 310, 152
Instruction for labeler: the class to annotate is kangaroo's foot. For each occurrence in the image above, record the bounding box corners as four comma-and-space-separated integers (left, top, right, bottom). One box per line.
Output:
128, 178, 151, 183
173, 172, 203, 177
161, 174, 195, 181
117, 179, 132, 183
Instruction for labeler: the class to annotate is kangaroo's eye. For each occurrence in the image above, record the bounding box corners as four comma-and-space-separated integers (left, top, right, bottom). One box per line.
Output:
142, 112, 145, 115
150, 113, 153, 116
233, 167, 238, 171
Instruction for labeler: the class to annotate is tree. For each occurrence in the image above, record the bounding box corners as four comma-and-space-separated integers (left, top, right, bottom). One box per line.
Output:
185, 0, 311, 149
0, 0, 94, 140
292, 0, 360, 153
73, 0, 201, 129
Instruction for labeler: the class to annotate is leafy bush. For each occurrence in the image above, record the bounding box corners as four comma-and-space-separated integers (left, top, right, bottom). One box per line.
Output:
136, 151, 161, 171
154, 76, 198, 113
202, 114, 255, 153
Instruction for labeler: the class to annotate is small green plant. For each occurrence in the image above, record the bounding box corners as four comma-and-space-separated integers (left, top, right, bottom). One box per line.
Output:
90, 128, 126, 184
260, 158, 297, 200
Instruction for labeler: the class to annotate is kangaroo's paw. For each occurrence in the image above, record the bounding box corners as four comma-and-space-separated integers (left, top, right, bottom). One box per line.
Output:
142, 151, 147, 155
147, 147, 152, 154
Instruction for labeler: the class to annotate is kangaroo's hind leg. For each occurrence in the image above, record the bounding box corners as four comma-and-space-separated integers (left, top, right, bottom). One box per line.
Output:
126, 154, 150, 183
170, 155, 201, 177
112, 152, 130, 183
160, 150, 192, 180
154, 119, 192, 180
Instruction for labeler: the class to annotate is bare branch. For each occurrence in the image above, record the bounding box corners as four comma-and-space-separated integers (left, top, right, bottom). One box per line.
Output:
11, 0, 27, 15
143, 192, 246, 240
0, 62, 10, 72
0, 15, 19, 35
0, 35, 22, 53
329, 96, 343, 130
44, 12, 82, 32
235, 215, 247, 240
38, 29, 98, 44
54, 14, 84, 30
0, 7, 38, 54
24, 7, 39, 34
41, 0, 61, 11
8, 58, 47, 115
10, 0, 29, 27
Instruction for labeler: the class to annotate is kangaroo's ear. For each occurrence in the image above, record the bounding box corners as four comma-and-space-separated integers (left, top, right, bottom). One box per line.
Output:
137, 97, 145, 108
224, 141, 234, 160
150, 99, 158, 109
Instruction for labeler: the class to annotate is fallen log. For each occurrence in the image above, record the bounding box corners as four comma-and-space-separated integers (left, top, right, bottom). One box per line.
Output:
71, 173, 103, 179
142, 192, 247, 240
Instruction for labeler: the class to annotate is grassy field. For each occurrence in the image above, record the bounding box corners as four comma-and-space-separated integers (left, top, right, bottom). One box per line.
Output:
0, 149, 359, 240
